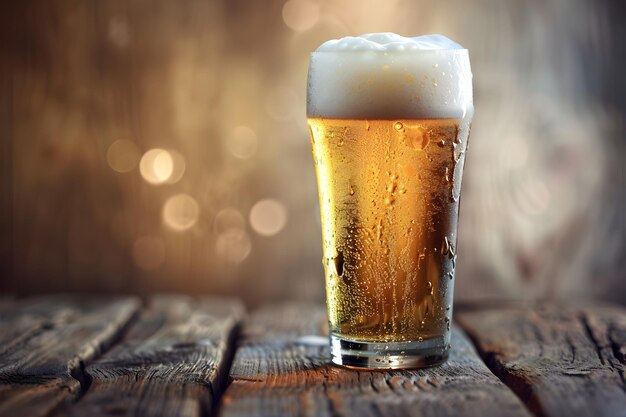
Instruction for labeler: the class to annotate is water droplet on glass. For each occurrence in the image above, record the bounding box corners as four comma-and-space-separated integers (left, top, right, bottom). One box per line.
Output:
442, 236, 450, 255
418, 337, 424, 343
438, 140, 445, 147
426, 281, 432, 289
406, 126, 429, 151
394, 122, 403, 131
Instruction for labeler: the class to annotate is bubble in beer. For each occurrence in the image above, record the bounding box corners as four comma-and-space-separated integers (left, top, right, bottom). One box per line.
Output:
162, 194, 200, 231
249, 198, 288, 236
107, 140, 140, 173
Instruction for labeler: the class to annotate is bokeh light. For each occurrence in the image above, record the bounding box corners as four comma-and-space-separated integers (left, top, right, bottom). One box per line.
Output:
140, 149, 174, 185
162, 194, 200, 231
227, 126, 258, 159
249, 198, 288, 236
282, 0, 320, 32
216, 229, 252, 264
106, 140, 140, 173
108, 17, 131, 48
132, 236, 165, 270
164, 150, 186, 184
4, 0, 624, 306
213, 208, 246, 235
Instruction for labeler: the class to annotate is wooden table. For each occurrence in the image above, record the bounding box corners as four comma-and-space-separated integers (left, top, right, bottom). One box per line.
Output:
0, 295, 624, 417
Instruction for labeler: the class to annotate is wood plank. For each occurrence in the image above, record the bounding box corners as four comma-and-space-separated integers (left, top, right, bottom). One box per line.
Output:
0, 295, 139, 417
220, 304, 532, 417
457, 303, 626, 417
60, 295, 245, 417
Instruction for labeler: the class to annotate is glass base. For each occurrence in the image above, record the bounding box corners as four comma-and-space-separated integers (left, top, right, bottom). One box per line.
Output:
329, 334, 448, 370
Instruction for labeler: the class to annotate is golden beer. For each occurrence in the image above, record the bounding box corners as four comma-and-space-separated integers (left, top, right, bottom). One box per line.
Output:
307, 33, 473, 368
309, 117, 468, 342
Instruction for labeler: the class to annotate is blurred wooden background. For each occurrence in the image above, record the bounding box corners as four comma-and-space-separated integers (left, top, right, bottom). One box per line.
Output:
0, 0, 624, 307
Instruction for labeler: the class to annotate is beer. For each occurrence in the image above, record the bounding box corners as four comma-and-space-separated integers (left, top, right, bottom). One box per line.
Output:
307, 33, 473, 369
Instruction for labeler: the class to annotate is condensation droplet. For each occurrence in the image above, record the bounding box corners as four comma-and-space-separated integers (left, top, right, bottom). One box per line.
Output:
442, 236, 450, 255
406, 126, 429, 150
334, 251, 345, 277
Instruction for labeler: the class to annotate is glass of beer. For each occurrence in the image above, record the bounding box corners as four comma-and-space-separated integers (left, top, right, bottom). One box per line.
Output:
307, 33, 473, 369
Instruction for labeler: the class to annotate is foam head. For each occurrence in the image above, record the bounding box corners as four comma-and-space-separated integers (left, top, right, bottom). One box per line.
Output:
307, 33, 473, 120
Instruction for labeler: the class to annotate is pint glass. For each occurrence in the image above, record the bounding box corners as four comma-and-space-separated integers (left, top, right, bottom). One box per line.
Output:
307, 33, 473, 369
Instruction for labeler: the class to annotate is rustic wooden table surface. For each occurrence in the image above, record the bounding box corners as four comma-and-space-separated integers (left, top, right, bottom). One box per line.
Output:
0, 295, 624, 417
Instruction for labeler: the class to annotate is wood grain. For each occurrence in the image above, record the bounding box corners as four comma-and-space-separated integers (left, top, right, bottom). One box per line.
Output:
457, 303, 626, 417
220, 304, 531, 417
0, 296, 139, 417
60, 296, 244, 417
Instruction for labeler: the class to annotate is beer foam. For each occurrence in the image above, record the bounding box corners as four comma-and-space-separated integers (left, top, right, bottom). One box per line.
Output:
307, 33, 473, 119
